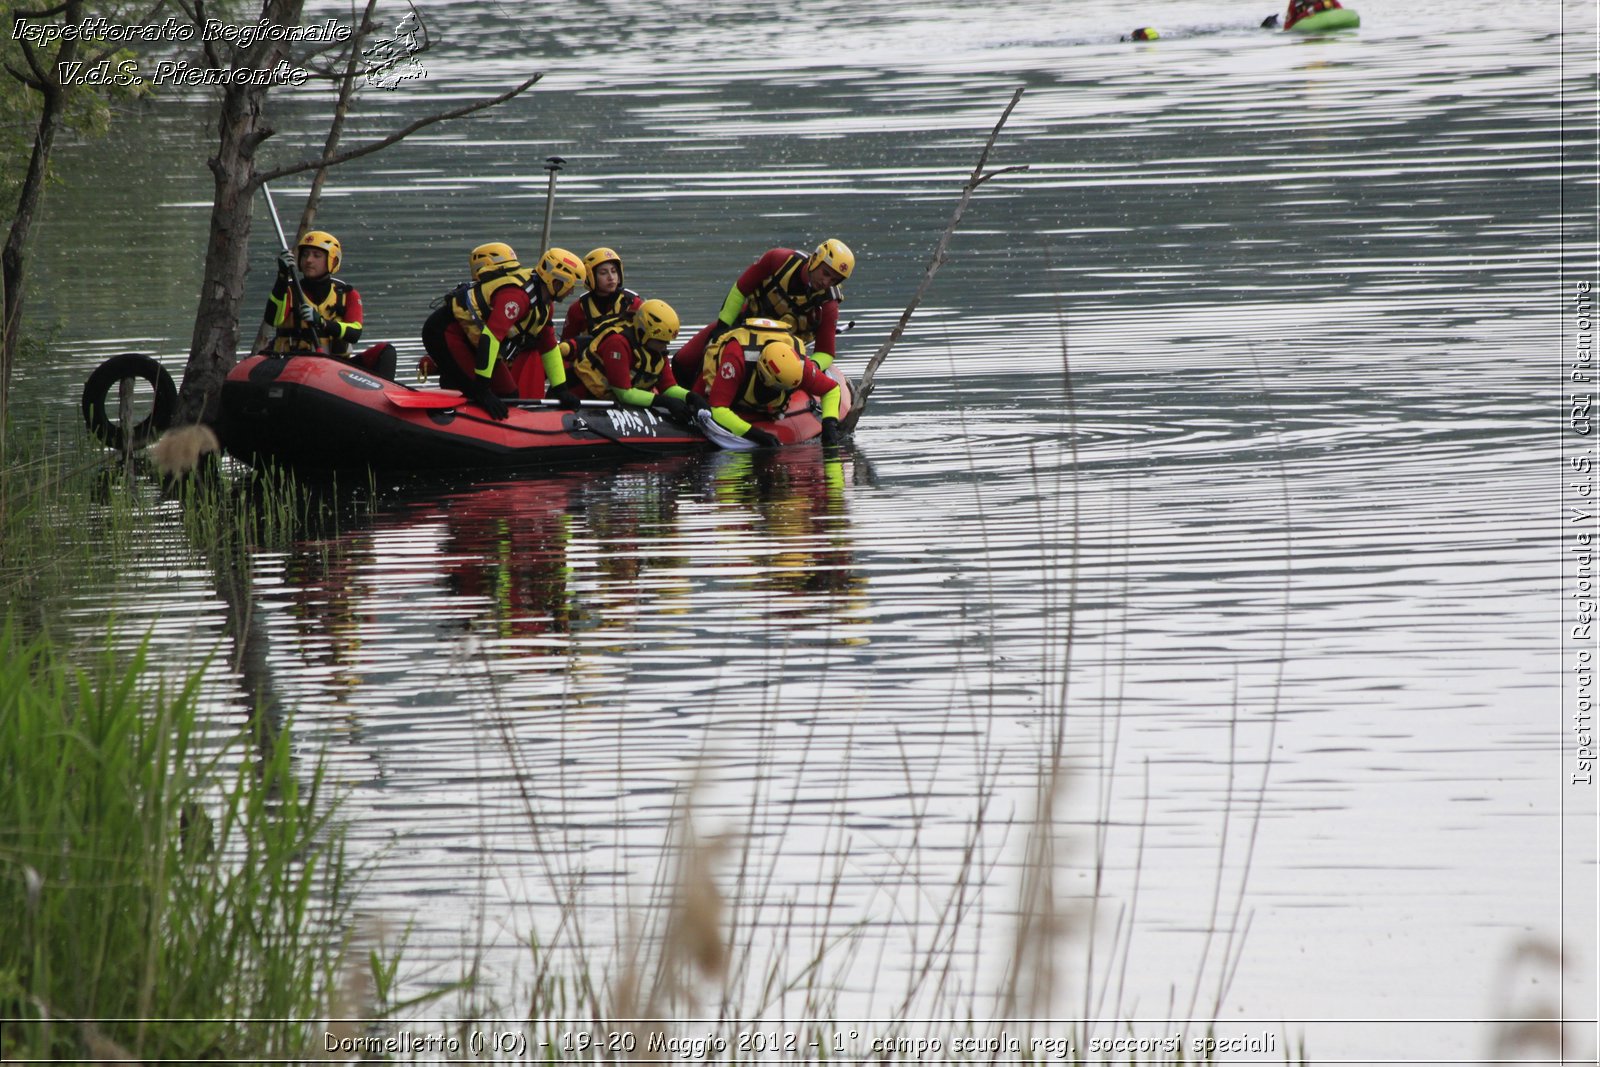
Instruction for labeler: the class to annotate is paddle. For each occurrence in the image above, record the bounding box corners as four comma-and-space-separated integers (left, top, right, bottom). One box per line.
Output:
260, 183, 326, 355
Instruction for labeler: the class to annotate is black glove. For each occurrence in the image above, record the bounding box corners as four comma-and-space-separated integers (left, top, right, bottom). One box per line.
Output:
743, 426, 780, 449
297, 302, 317, 325
684, 391, 710, 415
652, 394, 690, 423
548, 383, 583, 410
819, 416, 840, 446
277, 250, 296, 276
464, 378, 509, 421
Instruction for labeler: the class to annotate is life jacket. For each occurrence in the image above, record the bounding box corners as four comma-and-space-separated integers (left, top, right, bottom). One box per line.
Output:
270, 276, 357, 356
707, 318, 802, 415
744, 252, 840, 343
576, 287, 641, 335
573, 320, 669, 398
449, 265, 549, 359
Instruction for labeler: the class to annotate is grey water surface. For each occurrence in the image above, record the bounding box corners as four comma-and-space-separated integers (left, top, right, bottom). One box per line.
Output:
23, 0, 1597, 1060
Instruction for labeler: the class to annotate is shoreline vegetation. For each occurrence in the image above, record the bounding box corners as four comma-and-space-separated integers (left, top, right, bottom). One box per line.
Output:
0, 426, 402, 1062
0, 409, 1307, 1063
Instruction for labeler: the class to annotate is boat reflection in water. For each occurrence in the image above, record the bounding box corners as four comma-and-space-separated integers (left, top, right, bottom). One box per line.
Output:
686, 447, 862, 608
257, 444, 867, 727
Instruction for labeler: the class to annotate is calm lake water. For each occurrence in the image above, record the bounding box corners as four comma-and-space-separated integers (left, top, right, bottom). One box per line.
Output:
20, 0, 1599, 1060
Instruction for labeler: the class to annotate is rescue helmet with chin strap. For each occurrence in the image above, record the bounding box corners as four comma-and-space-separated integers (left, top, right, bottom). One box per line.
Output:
298, 230, 342, 274
536, 247, 586, 300
757, 341, 803, 390
806, 238, 854, 284
469, 242, 519, 280
583, 246, 624, 289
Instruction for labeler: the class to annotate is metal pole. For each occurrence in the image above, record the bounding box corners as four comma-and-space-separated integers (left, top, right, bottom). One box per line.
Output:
262, 181, 293, 251
259, 182, 322, 353
539, 156, 565, 252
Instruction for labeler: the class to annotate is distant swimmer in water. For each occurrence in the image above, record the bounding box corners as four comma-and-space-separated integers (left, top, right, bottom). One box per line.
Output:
1121, 27, 1159, 41
1260, 13, 1280, 26
1283, 0, 1347, 30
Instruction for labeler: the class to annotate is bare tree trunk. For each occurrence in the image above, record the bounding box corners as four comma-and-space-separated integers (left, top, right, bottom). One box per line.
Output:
2, 0, 85, 448
175, 3, 537, 428
175, 0, 306, 426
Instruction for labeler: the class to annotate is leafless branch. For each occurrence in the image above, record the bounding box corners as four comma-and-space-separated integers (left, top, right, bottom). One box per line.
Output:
82, 0, 170, 67
297, 0, 380, 230
181, 0, 224, 70
841, 87, 1027, 433
16, 34, 52, 86
4, 62, 45, 91
253, 72, 543, 186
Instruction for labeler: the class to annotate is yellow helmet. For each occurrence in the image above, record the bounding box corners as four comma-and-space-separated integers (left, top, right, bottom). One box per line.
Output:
634, 299, 680, 346
806, 238, 854, 283
297, 230, 342, 273
757, 341, 803, 389
536, 247, 586, 300
583, 246, 624, 288
469, 242, 518, 280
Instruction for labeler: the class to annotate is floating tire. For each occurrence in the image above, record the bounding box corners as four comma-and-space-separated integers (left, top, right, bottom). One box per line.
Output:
81, 353, 178, 451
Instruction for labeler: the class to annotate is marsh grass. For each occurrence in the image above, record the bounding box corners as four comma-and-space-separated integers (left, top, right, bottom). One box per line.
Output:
448, 694, 1287, 1064
0, 421, 402, 1061
0, 621, 360, 1061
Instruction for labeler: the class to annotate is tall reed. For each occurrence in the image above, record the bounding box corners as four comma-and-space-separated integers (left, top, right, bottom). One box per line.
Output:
1, 419, 389, 1060
0, 621, 360, 1061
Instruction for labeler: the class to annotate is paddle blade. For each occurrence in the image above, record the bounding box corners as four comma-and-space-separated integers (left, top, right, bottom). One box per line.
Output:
385, 389, 466, 410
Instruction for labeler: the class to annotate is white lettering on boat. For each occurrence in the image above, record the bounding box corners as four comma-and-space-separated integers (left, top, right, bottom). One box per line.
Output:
339, 369, 384, 391
605, 408, 659, 436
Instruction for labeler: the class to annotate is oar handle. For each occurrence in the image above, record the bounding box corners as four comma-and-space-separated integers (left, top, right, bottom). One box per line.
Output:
539, 156, 565, 252
384, 387, 615, 410
260, 182, 325, 354
512, 396, 613, 408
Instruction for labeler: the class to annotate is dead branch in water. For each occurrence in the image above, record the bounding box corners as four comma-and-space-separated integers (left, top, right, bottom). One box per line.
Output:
842, 87, 1028, 433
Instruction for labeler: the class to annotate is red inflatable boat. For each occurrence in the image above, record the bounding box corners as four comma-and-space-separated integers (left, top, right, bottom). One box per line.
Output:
217, 354, 851, 473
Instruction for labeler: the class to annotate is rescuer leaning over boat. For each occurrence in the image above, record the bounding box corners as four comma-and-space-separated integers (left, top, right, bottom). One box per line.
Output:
689, 319, 842, 448
419, 242, 586, 421
671, 238, 854, 388
570, 298, 696, 422
264, 229, 397, 380
561, 246, 644, 345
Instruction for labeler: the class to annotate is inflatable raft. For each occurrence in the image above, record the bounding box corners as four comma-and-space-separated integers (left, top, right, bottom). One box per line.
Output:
1288, 7, 1359, 30
215, 354, 850, 474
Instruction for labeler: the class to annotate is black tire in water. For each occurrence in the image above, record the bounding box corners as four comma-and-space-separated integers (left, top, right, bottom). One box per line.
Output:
81, 353, 178, 451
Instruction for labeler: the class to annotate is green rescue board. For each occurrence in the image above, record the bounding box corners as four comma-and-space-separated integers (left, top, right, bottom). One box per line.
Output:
1289, 8, 1360, 31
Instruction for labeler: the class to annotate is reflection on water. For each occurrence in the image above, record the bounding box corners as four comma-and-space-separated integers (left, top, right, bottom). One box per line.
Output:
21, 0, 1594, 1059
